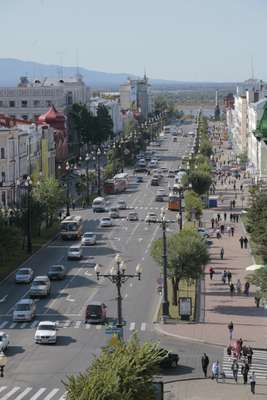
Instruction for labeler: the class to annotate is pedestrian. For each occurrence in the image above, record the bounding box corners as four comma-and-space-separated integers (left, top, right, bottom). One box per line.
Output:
233, 183, 236, 191
209, 267, 215, 280
230, 282, 235, 296
236, 214, 239, 223
233, 199, 236, 208
236, 279, 242, 294
201, 353, 209, 378
244, 281, 250, 296
211, 360, 220, 383
239, 338, 243, 351
239, 236, 244, 249
247, 347, 253, 365
72, 200, 76, 210
217, 213, 221, 221
228, 321, 234, 340
220, 247, 224, 260
231, 226, 235, 236
241, 361, 250, 384
231, 359, 239, 383
230, 200, 233, 209
232, 214, 236, 223
249, 371, 256, 394
242, 345, 248, 358
211, 217, 215, 229
240, 184, 243, 191
227, 270, 232, 284
254, 295, 261, 308
216, 229, 221, 239
227, 225, 231, 237
224, 212, 227, 221
227, 344, 232, 357
230, 213, 233, 222
243, 236, 248, 249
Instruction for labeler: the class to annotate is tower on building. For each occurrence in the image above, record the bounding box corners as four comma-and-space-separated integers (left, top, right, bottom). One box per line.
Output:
214, 89, 221, 121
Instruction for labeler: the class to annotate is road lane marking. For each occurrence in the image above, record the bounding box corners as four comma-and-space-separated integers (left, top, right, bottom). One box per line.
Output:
58, 393, 67, 400
85, 323, 91, 329
31, 320, 39, 328
66, 295, 75, 302
124, 294, 128, 299
19, 323, 28, 329
13, 387, 33, 400
0, 387, 20, 400
63, 320, 71, 328
9, 322, 17, 329
96, 325, 102, 330
129, 322, 136, 331
141, 322, 146, 331
29, 389, 47, 400
74, 320, 82, 328
42, 389, 60, 400
0, 321, 8, 329
0, 295, 8, 303
0, 387, 7, 394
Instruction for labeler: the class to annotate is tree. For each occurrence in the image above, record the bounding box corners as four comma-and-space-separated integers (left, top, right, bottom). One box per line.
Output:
247, 268, 267, 300
92, 104, 113, 146
199, 138, 213, 158
67, 103, 96, 152
184, 190, 203, 221
183, 170, 212, 196
151, 228, 209, 305
64, 335, 165, 400
33, 178, 65, 227
0, 212, 21, 266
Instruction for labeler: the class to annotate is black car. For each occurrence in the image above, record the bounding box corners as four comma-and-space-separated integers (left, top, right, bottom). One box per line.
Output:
136, 176, 144, 183
159, 349, 179, 369
47, 265, 66, 280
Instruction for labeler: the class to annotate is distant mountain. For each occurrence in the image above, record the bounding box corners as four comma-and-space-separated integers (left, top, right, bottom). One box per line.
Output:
0, 58, 182, 89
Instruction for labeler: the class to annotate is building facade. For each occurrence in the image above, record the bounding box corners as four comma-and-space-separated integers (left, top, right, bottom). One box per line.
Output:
0, 75, 90, 122
89, 97, 123, 134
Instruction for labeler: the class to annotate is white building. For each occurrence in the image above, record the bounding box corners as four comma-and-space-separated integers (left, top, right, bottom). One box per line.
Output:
231, 94, 248, 153
0, 119, 56, 207
89, 97, 123, 134
0, 75, 90, 122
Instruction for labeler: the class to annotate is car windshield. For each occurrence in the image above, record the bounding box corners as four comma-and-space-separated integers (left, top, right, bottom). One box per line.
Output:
32, 280, 46, 286
0, 335, 5, 341
70, 248, 80, 252
50, 266, 62, 272
38, 325, 56, 331
102, 218, 110, 221
61, 222, 78, 232
87, 305, 101, 314
16, 304, 31, 311
17, 269, 30, 275
84, 233, 93, 238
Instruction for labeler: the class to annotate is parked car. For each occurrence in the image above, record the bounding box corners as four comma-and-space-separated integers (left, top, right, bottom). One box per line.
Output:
117, 200, 127, 210
0, 332, 9, 352
47, 265, 66, 280
99, 217, 113, 227
81, 232, 97, 246
30, 276, 51, 297
13, 299, 36, 321
67, 245, 83, 260
145, 213, 158, 223
127, 212, 139, 221
197, 228, 209, 238
159, 349, 179, 369
85, 302, 107, 324
34, 321, 57, 344
109, 207, 120, 219
15, 267, 34, 283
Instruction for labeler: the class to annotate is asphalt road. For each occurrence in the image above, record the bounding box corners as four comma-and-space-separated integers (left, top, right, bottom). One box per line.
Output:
0, 123, 222, 399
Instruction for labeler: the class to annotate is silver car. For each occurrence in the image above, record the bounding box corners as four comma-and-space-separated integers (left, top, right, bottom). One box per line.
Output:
67, 245, 83, 260
13, 299, 36, 321
15, 268, 34, 283
30, 276, 51, 297
81, 232, 97, 246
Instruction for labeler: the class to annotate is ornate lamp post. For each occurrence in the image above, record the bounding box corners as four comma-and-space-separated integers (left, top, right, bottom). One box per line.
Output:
95, 255, 142, 337
0, 352, 7, 377
24, 176, 32, 254
160, 208, 169, 321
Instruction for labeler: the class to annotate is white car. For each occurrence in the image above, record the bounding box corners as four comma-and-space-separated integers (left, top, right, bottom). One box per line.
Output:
13, 299, 36, 321
127, 212, 139, 221
117, 200, 127, 210
109, 207, 120, 219
15, 267, 34, 283
99, 217, 113, 227
0, 332, 9, 352
67, 245, 83, 260
145, 213, 158, 223
34, 321, 57, 344
30, 276, 51, 297
81, 232, 97, 246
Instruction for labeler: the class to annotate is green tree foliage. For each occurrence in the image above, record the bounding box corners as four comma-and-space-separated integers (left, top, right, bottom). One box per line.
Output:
33, 178, 65, 227
183, 170, 212, 196
0, 212, 21, 265
246, 191, 267, 262
247, 268, 267, 300
64, 335, 165, 400
67, 103, 96, 150
151, 228, 209, 305
92, 104, 113, 146
184, 190, 203, 221
199, 138, 213, 158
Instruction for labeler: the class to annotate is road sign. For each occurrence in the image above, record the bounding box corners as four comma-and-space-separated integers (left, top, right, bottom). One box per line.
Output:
105, 326, 123, 335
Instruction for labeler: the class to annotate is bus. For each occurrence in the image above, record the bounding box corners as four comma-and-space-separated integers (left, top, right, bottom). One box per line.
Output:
168, 193, 181, 211
103, 179, 127, 194
113, 172, 129, 188
60, 215, 83, 240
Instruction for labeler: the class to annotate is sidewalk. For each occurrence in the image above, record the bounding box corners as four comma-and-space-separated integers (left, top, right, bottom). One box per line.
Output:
156, 139, 267, 348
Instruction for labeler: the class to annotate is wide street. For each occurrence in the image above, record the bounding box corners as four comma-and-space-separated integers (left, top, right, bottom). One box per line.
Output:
0, 122, 222, 400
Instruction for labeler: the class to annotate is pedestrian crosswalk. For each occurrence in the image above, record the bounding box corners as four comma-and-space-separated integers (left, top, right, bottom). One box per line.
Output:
222, 349, 267, 379
0, 319, 148, 332
0, 386, 65, 400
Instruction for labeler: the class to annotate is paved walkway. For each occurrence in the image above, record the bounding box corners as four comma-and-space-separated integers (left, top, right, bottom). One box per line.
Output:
156, 135, 267, 348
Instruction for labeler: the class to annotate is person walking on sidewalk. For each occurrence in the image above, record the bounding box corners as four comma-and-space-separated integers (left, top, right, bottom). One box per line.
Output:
247, 347, 253, 365
231, 359, 239, 383
222, 269, 227, 284
249, 372, 256, 394
236, 279, 242, 294
226, 225, 231, 237
244, 281, 250, 296
201, 353, 209, 378
220, 247, 224, 260
227, 270, 232, 284
224, 212, 227, 221
239, 236, 244, 249
241, 361, 250, 384
209, 267, 215, 280
228, 321, 234, 340
211, 217, 215, 229
244, 236, 248, 249
231, 226, 235, 236
236, 214, 239, 222
254, 294, 261, 308
220, 224, 225, 234
230, 282, 235, 296
211, 360, 220, 383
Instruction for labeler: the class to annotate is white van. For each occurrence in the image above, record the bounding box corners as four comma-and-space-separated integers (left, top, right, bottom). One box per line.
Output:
92, 197, 106, 212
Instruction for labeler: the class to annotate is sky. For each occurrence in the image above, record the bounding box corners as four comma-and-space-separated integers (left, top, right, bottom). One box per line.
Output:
1, 0, 267, 82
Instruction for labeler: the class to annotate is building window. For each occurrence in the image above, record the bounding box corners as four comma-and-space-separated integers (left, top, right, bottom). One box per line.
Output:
1, 171, 5, 182
21, 100, 28, 108
66, 92, 73, 105
0, 148, 5, 159
1, 191, 6, 206
46, 100, 52, 107
9, 100, 15, 107
21, 115, 28, 120
33, 100, 40, 107
0, 101, 3, 107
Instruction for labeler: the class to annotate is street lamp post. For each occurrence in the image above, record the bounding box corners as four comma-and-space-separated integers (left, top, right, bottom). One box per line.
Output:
96, 148, 101, 196
0, 352, 7, 378
24, 176, 32, 254
160, 208, 169, 321
95, 255, 142, 336
85, 153, 90, 203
